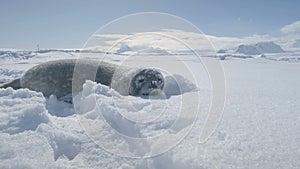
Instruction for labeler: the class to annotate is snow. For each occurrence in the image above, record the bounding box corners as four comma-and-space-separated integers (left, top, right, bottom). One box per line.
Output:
0, 49, 299, 168
163, 74, 198, 96
0, 88, 48, 134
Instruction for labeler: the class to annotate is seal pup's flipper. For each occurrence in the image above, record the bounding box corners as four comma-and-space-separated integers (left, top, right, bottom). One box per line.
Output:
0, 78, 21, 89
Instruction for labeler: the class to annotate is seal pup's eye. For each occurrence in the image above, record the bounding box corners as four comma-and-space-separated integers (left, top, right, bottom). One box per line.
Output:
157, 78, 162, 83
137, 77, 145, 83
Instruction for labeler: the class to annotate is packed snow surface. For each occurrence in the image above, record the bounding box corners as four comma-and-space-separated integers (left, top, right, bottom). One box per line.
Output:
0, 49, 299, 168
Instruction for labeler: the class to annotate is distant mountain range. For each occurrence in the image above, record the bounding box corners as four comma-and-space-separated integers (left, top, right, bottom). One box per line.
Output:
236, 41, 284, 55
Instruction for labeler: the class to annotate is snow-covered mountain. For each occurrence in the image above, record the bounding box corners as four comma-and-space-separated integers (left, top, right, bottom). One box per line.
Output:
236, 41, 284, 55
291, 39, 300, 48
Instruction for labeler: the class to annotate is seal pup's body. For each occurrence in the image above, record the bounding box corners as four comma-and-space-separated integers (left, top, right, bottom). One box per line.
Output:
0, 59, 164, 98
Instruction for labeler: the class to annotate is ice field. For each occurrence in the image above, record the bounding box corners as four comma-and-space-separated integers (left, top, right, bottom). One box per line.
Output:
0, 48, 299, 168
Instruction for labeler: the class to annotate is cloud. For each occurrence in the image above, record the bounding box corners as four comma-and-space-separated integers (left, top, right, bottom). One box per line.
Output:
85, 30, 283, 53
281, 21, 300, 34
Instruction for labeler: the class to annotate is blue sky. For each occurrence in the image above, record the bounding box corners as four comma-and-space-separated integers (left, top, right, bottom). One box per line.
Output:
0, 0, 299, 49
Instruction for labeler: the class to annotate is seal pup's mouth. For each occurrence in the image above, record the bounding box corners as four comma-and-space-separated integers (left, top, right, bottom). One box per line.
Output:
140, 89, 166, 100
141, 89, 163, 96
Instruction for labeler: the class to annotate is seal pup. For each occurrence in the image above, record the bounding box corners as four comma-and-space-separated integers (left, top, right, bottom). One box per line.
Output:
0, 59, 165, 98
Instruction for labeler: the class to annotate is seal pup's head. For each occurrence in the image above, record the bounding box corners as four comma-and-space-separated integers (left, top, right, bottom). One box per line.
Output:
129, 68, 164, 96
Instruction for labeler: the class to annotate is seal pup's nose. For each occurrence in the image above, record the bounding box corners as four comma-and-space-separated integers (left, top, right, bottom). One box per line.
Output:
151, 81, 158, 88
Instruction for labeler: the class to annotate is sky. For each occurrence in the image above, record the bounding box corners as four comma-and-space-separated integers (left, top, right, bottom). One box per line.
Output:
0, 0, 299, 49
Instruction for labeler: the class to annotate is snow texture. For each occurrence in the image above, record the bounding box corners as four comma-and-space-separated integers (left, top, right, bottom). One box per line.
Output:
0, 49, 299, 168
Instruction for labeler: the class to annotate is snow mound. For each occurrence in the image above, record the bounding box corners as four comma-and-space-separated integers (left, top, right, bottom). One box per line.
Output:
0, 88, 49, 134
36, 123, 82, 160
46, 95, 75, 117
163, 74, 198, 96
217, 49, 227, 53
0, 50, 36, 59
0, 131, 55, 168
0, 87, 87, 165
236, 41, 284, 55
73, 79, 199, 157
